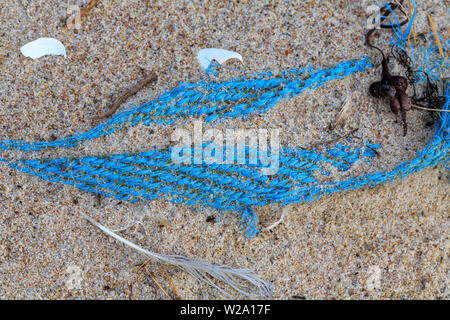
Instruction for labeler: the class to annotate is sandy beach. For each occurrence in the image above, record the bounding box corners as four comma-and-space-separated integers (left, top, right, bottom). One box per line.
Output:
0, 0, 448, 299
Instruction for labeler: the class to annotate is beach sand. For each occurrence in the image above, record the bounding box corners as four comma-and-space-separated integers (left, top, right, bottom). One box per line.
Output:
0, 0, 448, 299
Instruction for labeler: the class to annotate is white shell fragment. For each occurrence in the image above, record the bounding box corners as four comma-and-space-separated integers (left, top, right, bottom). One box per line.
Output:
20, 38, 67, 60
197, 48, 243, 70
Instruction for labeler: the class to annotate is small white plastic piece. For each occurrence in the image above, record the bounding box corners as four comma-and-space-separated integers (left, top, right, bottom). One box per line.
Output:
197, 48, 243, 70
20, 38, 67, 60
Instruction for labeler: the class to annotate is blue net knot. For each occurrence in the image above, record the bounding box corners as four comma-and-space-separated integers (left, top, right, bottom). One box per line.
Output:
241, 207, 259, 238
205, 60, 221, 76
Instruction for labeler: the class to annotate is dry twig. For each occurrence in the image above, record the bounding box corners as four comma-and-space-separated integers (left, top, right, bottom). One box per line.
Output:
155, 269, 180, 298
66, 0, 101, 29
95, 72, 158, 120
412, 104, 450, 112
427, 14, 446, 60
148, 272, 172, 299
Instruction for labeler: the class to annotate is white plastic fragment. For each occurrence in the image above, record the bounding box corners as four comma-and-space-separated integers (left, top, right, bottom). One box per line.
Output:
197, 48, 243, 70
20, 37, 67, 60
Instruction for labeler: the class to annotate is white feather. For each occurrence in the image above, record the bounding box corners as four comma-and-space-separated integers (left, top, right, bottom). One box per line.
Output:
81, 212, 272, 298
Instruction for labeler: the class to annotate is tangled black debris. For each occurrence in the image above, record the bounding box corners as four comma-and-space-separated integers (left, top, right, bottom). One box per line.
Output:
365, 1, 447, 136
